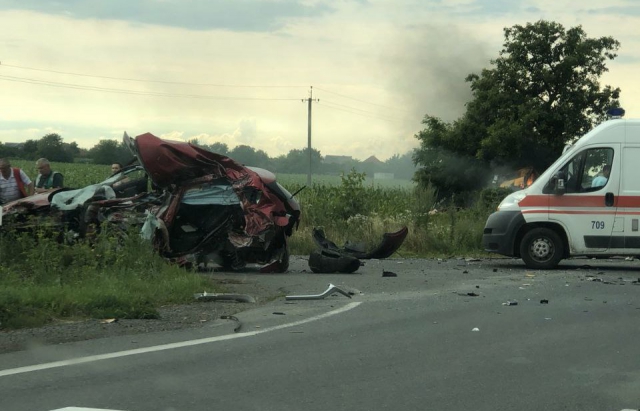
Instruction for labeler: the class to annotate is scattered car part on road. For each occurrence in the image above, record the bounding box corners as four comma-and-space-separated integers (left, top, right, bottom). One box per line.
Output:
312, 226, 408, 259
308, 250, 360, 274
285, 283, 353, 300
220, 315, 242, 332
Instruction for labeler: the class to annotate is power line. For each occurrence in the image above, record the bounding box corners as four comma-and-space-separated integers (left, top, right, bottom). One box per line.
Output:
0, 74, 301, 101
318, 100, 404, 124
314, 86, 410, 113
0, 62, 308, 88
321, 99, 402, 118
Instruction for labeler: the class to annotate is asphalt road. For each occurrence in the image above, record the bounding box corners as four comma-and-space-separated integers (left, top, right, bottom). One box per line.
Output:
1, 256, 640, 411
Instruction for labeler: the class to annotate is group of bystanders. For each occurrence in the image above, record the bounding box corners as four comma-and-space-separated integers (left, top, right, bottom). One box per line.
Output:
0, 158, 64, 205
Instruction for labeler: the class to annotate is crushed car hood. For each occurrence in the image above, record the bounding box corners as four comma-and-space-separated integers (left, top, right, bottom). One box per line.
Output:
130, 132, 296, 233
132, 132, 251, 188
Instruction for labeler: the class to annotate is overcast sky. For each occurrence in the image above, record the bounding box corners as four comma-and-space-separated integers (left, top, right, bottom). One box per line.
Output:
1, 0, 638, 160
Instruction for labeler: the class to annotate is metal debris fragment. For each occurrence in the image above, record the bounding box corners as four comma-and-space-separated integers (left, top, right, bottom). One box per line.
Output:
285, 283, 353, 300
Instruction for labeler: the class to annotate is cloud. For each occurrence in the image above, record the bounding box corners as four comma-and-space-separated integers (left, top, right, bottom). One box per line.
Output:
0, 0, 334, 31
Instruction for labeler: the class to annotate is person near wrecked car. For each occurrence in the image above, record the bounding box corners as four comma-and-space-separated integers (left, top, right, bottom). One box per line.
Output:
0, 158, 34, 204
34, 158, 64, 193
110, 162, 123, 175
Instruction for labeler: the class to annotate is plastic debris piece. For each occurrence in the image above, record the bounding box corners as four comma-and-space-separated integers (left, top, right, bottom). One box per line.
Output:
540, 299, 549, 304
382, 270, 398, 277
493, 268, 498, 272
525, 273, 535, 278
272, 312, 286, 315
472, 327, 480, 332
467, 292, 479, 297
502, 301, 518, 306
286, 283, 353, 300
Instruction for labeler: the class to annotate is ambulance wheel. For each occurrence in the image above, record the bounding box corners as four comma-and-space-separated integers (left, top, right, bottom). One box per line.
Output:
520, 228, 564, 269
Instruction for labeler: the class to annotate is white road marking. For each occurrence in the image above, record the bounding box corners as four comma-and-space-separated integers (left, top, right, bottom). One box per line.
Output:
51, 408, 126, 411
1, 301, 361, 378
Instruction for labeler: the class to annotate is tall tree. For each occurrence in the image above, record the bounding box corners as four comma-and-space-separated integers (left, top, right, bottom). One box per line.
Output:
414, 20, 621, 201
37, 133, 74, 162
21, 139, 39, 160
276, 148, 323, 174
229, 145, 271, 169
207, 142, 229, 156
89, 139, 133, 165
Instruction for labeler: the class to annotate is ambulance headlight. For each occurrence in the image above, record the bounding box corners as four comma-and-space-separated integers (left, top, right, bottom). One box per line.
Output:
497, 191, 527, 210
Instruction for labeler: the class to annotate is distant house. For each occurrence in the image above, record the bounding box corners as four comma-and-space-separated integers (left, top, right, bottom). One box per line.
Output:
363, 155, 383, 165
324, 155, 353, 165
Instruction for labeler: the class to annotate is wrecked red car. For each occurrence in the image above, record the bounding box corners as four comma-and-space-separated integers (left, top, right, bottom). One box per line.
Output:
0, 132, 301, 272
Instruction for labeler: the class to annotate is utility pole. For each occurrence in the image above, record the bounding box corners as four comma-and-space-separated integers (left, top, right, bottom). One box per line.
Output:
303, 86, 319, 186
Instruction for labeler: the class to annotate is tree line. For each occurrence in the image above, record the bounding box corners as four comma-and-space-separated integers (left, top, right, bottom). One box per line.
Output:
0, 133, 417, 180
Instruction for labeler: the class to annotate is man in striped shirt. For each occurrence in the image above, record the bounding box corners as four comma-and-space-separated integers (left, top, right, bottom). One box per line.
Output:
0, 158, 34, 205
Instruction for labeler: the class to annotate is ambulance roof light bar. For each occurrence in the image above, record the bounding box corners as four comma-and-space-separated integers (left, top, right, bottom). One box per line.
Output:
606, 107, 625, 119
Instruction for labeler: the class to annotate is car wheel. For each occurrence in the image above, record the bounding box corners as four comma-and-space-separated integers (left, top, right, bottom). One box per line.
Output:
520, 227, 564, 269
278, 245, 290, 273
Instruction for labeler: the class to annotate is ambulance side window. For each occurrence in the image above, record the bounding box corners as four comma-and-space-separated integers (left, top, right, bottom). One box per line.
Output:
547, 148, 613, 194
581, 148, 613, 192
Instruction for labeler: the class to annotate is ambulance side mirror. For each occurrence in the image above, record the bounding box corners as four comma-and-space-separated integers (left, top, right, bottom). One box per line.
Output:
554, 171, 566, 195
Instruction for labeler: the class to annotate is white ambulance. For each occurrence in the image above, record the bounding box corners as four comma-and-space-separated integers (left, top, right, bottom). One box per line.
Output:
482, 113, 640, 269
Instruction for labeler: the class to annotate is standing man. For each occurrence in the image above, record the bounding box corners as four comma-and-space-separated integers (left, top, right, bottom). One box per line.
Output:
35, 158, 64, 194
0, 158, 34, 204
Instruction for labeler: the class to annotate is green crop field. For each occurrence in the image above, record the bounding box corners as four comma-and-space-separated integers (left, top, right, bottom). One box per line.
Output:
9, 159, 112, 188
7, 160, 416, 190
278, 173, 416, 189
